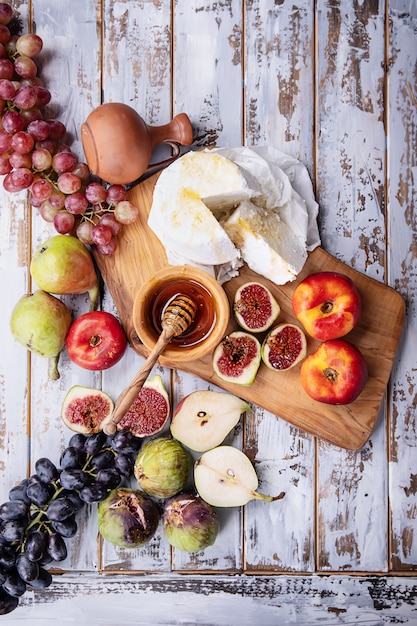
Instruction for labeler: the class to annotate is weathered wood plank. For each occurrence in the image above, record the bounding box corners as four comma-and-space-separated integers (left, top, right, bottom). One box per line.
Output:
243, 0, 316, 572
315, 0, 389, 571
28, 0, 103, 572
387, 0, 417, 570
4, 573, 417, 625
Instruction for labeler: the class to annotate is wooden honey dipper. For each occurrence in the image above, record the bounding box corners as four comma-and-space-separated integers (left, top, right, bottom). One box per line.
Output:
103, 294, 197, 436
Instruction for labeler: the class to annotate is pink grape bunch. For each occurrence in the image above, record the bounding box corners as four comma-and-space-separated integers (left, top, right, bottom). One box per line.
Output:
0, 3, 139, 255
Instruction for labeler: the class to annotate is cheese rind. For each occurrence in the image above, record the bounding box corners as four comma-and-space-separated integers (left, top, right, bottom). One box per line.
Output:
223, 200, 307, 284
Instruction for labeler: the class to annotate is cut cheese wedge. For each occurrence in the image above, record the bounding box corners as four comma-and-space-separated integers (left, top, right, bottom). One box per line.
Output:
148, 150, 259, 265
223, 200, 307, 284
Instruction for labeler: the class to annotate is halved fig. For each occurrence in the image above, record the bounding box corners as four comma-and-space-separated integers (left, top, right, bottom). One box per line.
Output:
233, 281, 280, 332
117, 374, 170, 437
61, 385, 114, 434
212, 331, 261, 385
261, 323, 307, 371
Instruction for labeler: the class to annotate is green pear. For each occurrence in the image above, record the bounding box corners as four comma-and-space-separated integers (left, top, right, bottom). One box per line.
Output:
170, 390, 251, 452
30, 235, 99, 311
10, 290, 72, 380
194, 445, 285, 507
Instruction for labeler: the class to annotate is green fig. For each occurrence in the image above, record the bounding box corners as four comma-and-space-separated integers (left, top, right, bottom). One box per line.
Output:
10, 290, 72, 380
30, 235, 99, 311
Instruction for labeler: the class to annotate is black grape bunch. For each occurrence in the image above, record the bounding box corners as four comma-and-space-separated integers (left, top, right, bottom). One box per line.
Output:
0, 2, 140, 255
0, 430, 141, 616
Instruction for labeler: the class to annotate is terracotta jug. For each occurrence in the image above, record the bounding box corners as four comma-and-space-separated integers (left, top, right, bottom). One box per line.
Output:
81, 102, 193, 186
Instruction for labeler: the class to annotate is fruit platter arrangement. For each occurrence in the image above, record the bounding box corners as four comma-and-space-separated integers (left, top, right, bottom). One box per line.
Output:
0, 3, 406, 617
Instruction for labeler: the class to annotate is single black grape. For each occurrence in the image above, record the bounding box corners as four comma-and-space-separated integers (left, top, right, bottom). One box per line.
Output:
26, 481, 53, 507
47, 532, 67, 562
46, 497, 76, 522
27, 566, 52, 589
0, 545, 16, 570
1, 520, 26, 543
84, 431, 107, 456
62, 490, 84, 512
0, 588, 19, 615
2, 570, 26, 597
90, 449, 115, 471
8, 483, 30, 505
16, 553, 39, 583
59, 446, 87, 470
59, 469, 91, 491
24, 530, 48, 562
68, 432, 87, 450
111, 430, 141, 454
114, 453, 134, 477
51, 516, 77, 538
79, 482, 109, 503
0, 500, 29, 521
96, 468, 121, 489
35, 457, 59, 483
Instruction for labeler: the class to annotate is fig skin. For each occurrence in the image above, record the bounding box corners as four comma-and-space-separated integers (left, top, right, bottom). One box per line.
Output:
163, 492, 219, 552
98, 488, 160, 549
134, 437, 192, 499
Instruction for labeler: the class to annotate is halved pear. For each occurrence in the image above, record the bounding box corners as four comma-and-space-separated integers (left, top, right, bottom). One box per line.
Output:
194, 445, 285, 507
170, 390, 251, 452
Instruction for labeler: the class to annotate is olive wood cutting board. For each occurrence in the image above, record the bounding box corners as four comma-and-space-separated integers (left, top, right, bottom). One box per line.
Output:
93, 172, 405, 450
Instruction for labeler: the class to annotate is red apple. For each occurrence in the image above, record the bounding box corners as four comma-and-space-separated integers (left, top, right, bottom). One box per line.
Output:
300, 339, 368, 404
292, 271, 361, 340
66, 311, 127, 370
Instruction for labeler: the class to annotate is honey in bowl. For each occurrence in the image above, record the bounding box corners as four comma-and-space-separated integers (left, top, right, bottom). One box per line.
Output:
150, 279, 216, 348
133, 265, 230, 363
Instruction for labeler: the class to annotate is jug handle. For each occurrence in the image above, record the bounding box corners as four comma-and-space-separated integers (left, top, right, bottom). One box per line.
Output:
124, 141, 183, 190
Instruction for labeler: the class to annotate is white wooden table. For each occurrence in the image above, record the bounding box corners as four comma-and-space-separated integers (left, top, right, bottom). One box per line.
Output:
1, 1, 416, 623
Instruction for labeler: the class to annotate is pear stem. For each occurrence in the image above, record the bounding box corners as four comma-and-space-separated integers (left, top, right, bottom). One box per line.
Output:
88, 283, 100, 312
48, 356, 60, 380
254, 490, 285, 502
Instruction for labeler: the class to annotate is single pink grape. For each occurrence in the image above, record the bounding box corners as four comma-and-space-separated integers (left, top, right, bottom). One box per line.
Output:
53, 209, 75, 234
76, 220, 94, 245
16, 33, 43, 58
65, 192, 89, 215
85, 182, 107, 204
114, 200, 139, 224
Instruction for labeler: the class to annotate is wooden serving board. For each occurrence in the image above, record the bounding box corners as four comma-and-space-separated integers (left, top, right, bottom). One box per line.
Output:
93, 172, 405, 450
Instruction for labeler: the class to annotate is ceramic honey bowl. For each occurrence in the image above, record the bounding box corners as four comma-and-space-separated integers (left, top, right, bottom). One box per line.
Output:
81, 102, 193, 186
133, 266, 230, 363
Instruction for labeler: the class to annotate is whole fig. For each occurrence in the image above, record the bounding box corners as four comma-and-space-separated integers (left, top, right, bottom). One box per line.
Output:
30, 235, 99, 311
10, 290, 72, 380
98, 488, 160, 548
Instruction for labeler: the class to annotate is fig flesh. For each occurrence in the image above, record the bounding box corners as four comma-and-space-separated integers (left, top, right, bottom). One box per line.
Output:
10, 290, 72, 380
163, 492, 219, 552
98, 488, 160, 548
233, 281, 280, 332
212, 331, 261, 385
134, 437, 192, 499
261, 323, 307, 371
61, 385, 114, 434
117, 375, 170, 437
30, 235, 99, 311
